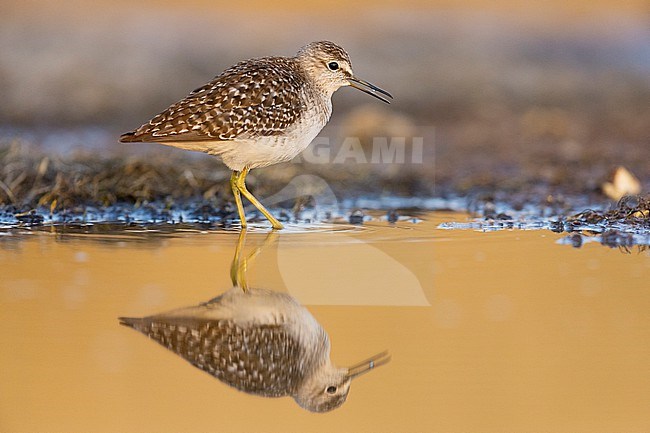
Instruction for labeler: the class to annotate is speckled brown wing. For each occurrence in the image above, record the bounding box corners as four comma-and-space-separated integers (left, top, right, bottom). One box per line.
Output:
120, 57, 308, 143
120, 316, 303, 397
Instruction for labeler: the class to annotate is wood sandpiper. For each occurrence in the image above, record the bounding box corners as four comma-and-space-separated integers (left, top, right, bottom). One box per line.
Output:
120, 41, 392, 229
120, 231, 390, 412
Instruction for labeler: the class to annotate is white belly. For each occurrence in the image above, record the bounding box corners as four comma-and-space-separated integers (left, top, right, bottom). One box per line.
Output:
210, 104, 330, 171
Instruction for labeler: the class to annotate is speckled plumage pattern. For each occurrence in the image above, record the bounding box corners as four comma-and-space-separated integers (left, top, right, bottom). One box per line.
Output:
120, 287, 340, 410
121, 317, 303, 397
123, 57, 313, 142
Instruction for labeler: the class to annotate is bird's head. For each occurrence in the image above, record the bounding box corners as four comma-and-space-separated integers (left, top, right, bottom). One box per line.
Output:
293, 351, 390, 412
297, 41, 392, 103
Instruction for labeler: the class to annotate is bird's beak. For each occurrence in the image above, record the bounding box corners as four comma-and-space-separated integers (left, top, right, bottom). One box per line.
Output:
346, 351, 391, 380
348, 77, 393, 104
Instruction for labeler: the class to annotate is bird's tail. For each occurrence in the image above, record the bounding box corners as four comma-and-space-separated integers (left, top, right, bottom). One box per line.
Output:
118, 316, 142, 328
119, 131, 140, 143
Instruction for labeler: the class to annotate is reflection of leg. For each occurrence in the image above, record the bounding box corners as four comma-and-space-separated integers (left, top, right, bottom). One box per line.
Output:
230, 171, 247, 229
245, 230, 279, 264
231, 229, 247, 291
236, 167, 284, 230
230, 229, 278, 292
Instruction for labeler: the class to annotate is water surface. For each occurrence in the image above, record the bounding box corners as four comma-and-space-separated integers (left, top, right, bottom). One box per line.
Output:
2, 212, 649, 433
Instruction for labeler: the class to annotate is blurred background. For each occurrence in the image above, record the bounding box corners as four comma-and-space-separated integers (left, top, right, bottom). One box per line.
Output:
1, 0, 649, 205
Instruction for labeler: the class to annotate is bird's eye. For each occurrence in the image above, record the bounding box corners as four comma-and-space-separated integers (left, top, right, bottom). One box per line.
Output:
327, 61, 339, 71
326, 386, 337, 394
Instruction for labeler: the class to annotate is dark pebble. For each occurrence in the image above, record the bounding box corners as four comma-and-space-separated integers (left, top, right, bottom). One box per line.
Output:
387, 209, 399, 223
349, 209, 365, 225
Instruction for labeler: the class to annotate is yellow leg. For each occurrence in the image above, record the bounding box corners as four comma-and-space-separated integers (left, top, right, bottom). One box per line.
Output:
235, 167, 284, 230
230, 171, 247, 229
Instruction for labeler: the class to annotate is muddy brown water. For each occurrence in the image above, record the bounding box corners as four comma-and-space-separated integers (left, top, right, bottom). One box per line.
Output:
1, 211, 649, 433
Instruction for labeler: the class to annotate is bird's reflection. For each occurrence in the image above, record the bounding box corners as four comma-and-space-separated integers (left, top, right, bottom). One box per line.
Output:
120, 230, 389, 412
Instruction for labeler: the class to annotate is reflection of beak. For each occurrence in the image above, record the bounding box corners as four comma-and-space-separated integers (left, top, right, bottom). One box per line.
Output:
346, 351, 391, 380
348, 77, 393, 104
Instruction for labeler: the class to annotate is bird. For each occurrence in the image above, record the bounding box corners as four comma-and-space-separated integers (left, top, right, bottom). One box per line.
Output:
119, 41, 392, 230
119, 231, 390, 412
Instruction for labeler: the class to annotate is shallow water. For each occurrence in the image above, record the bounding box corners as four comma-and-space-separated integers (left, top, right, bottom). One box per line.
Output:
2, 211, 649, 433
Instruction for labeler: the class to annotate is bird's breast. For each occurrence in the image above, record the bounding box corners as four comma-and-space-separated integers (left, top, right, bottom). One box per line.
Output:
216, 97, 331, 171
